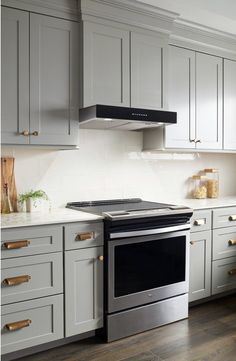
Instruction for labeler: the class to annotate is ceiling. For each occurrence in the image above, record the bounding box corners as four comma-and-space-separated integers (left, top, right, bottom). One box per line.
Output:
138, 0, 236, 35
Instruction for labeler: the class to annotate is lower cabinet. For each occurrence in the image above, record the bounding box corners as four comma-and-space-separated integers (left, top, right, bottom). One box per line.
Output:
65, 246, 104, 337
189, 230, 211, 302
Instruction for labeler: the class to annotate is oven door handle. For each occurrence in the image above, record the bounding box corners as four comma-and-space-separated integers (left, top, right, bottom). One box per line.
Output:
110, 224, 190, 239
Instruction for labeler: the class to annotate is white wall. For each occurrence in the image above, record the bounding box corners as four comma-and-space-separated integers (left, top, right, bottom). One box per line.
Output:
2, 130, 236, 207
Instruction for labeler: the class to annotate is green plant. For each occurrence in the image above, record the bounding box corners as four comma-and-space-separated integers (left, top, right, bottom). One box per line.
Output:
18, 189, 49, 205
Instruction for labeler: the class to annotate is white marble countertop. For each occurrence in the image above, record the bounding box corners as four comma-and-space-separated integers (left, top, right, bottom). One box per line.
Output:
1, 208, 103, 229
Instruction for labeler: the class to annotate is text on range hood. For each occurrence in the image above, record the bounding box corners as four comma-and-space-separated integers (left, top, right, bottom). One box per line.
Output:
79, 105, 177, 131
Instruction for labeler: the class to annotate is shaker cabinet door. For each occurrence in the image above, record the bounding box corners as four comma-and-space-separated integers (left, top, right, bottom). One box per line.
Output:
82, 22, 130, 108
224, 59, 236, 151
1, 7, 30, 144
30, 14, 79, 145
165, 46, 195, 149
195, 53, 223, 150
189, 231, 211, 302
65, 247, 104, 337
131, 31, 166, 110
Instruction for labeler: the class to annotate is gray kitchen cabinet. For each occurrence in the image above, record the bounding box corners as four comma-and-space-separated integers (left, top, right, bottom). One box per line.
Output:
82, 21, 130, 108
30, 14, 79, 145
165, 46, 222, 150
195, 53, 222, 150
212, 256, 236, 295
189, 231, 211, 302
65, 246, 104, 337
224, 59, 236, 151
1, 7, 30, 144
1, 7, 79, 146
131, 31, 166, 110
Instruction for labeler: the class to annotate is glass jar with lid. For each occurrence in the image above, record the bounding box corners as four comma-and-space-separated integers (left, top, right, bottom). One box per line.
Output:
191, 175, 207, 199
204, 168, 219, 198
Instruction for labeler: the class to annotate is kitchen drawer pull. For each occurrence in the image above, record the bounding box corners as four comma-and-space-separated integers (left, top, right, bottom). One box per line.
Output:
98, 255, 104, 261
3, 240, 31, 249
76, 232, 94, 241
190, 241, 195, 245
194, 219, 205, 226
228, 269, 236, 276
3, 275, 31, 286
228, 239, 236, 246
229, 215, 236, 222
5, 319, 32, 332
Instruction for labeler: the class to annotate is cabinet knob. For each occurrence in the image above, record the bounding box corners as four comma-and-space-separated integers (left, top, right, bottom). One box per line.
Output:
20, 130, 30, 136
31, 131, 39, 136
98, 255, 104, 261
228, 239, 236, 246
190, 241, 195, 245
229, 215, 236, 222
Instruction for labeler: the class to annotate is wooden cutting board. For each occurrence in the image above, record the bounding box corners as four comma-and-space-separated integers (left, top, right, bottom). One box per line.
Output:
1, 157, 18, 212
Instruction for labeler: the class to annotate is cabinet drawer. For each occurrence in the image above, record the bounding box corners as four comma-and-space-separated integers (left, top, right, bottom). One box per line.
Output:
191, 210, 211, 233
1, 253, 63, 305
1, 225, 63, 259
213, 226, 236, 260
212, 257, 236, 295
64, 222, 103, 250
1, 294, 63, 354
213, 207, 236, 229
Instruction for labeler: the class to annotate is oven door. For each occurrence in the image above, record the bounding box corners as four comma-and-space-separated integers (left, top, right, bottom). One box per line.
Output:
107, 226, 190, 313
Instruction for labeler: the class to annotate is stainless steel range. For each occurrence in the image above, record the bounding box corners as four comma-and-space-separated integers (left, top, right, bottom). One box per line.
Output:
67, 198, 193, 342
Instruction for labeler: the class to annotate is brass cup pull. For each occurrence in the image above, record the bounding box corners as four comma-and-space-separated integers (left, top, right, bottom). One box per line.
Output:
5, 319, 32, 332
3, 240, 30, 250
194, 219, 205, 226
20, 130, 30, 136
76, 232, 94, 241
190, 241, 195, 245
229, 215, 236, 222
3, 275, 31, 286
98, 255, 104, 261
228, 269, 236, 276
228, 239, 236, 246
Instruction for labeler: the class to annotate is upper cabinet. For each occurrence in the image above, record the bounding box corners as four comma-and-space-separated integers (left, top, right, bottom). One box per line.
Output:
82, 22, 130, 108
81, 21, 167, 110
165, 46, 223, 150
1, 8, 30, 145
224, 59, 236, 151
1, 7, 79, 146
130, 32, 166, 110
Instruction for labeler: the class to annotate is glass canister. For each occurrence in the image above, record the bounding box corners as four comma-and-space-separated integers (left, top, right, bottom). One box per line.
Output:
205, 168, 219, 198
191, 175, 207, 199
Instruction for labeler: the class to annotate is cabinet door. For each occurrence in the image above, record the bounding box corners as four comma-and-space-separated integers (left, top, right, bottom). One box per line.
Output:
131, 31, 166, 110
30, 14, 79, 145
83, 22, 130, 107
224, 59, 236, 151
1, 7, 30, 144
65, 247, 103, 337
165, 46, 196, 149
195, 53, 223, 150
189, 231, 211, 302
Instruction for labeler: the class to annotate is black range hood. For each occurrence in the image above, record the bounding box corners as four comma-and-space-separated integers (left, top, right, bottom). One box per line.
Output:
79, 104, 177, 130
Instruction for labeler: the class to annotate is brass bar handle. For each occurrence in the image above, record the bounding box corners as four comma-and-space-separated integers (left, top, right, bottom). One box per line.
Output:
3, 275, 31, 286
76, 232, 94, 241
98, 255, 104, 261
194, 219, 205, 226
20, 130, 30, 136
228, 239, 236, 246
228, 269, 236, 276
229, 215, 236, 222
3, 240, 30, 250
5, 319, 32, 332
190, 241, 195, 245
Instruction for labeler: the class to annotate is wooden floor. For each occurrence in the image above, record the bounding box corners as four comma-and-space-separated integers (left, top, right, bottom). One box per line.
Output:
18, 294, 236, 361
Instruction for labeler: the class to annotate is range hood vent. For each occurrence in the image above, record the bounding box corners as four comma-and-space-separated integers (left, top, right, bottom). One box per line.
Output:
79, 105, 177, 131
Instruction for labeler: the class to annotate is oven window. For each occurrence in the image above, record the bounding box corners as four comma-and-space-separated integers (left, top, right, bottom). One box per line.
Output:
114, 236, 186, 297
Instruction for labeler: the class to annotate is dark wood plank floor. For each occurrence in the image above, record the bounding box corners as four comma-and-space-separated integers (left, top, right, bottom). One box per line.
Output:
18, 294, 236, 361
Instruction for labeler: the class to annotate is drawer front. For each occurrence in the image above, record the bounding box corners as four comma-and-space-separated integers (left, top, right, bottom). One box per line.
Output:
212, 257, 236, 295
1, 294, 63, 354
191, 210, 212, 233
213, 226, 236, 260
1, 225, 63, 259
1, 253, 63, 305
65, 222, 104, 250
213, 207, 236, 229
